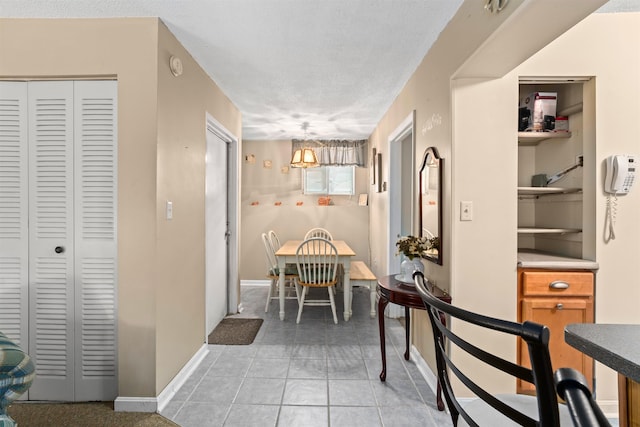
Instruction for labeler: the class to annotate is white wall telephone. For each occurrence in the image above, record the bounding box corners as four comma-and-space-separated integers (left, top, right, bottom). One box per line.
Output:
604, 154, 636, 194
604, 154, 637, 242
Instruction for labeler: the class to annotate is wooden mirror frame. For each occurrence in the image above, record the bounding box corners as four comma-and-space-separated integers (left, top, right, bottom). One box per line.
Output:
418, 147, 443, 265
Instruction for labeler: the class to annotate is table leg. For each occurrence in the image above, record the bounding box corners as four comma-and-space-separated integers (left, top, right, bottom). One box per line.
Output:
378, 296, 389, 381
343, 259, 351, 321
278, 257, 286, 321
404, 306, 411, 360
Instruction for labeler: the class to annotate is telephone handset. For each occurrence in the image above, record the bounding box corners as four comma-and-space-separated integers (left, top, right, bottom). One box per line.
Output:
604, 154, 637, 242
604, 155, 636, 194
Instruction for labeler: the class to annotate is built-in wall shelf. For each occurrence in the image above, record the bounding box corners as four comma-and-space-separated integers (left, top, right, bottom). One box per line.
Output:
558, 102, 583, 117
518, 227, 582, 235
518, 187, 582, 198
518, 131, 572, 146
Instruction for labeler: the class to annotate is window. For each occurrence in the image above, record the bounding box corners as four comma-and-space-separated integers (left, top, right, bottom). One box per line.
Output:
303, 166, 355, 195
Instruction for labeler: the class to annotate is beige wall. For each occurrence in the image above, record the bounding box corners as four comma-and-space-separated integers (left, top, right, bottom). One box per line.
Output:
0, 18, 241, 398
367, 0, 530, 371
511, 11, 640, 404
240, 140, 370, 280
367, 0, 632, 404
155, 22, 241, 394
449, 11, 640, 403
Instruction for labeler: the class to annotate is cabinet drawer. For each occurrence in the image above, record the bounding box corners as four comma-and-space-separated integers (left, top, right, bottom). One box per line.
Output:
521, 271, 593, 297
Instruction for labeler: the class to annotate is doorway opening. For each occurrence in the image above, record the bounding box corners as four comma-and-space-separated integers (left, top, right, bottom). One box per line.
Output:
386, 111, 416, 318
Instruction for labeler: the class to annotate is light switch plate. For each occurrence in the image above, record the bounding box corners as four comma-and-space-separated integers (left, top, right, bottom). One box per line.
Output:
166, 201, 173, 220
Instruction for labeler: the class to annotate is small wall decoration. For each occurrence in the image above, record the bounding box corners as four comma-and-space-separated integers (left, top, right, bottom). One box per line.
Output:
263, 160, 272, 169
281, 166, 289, 174
245, 154, 256, 164
274, 201, 282, 206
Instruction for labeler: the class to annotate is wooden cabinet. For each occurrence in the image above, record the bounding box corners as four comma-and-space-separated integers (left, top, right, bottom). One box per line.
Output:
517, 269, 594, 394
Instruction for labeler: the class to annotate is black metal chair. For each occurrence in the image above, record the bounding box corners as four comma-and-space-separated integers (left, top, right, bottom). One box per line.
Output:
413, 271, 580, 426
555, 368, 611, 427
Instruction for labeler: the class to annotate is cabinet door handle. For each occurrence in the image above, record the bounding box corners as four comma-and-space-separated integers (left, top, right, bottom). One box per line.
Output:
549, 281, 569, 289
556, 303, 564, 310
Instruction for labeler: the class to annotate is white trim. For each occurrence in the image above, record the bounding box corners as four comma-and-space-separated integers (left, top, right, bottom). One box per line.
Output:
410, 344, 438, 395
241, 280, 271, 287
114, 344, 209, 413
596, 401, 620, 420
113, 397, 157, 413
386, 111, 416, 318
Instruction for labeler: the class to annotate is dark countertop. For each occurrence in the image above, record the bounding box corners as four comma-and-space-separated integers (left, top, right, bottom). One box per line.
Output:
518, 249, 599, 270
565, 323, 640, 382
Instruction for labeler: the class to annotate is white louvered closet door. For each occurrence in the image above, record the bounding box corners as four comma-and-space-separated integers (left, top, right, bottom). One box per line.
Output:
0, 80, 117, 402
72, 81, 118, 401
27, 81, 76, 400
0, 83, 29, 350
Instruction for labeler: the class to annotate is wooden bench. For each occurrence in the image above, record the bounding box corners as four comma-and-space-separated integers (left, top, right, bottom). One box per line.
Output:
349, 261, 377, 318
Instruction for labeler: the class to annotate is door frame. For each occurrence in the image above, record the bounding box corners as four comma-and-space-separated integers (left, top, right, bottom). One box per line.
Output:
205, 114, 239, 329
386, 111, 416, 318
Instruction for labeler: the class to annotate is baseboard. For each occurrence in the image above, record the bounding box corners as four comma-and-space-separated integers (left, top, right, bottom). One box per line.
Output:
596, 400, 619, 420
241, 280, 270, 287
115, 344, 209, 413
113, 396, 157, 413
410, 344, 438, 396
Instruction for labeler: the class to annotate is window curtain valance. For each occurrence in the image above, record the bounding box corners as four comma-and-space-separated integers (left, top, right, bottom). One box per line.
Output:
291, 139, 366, 167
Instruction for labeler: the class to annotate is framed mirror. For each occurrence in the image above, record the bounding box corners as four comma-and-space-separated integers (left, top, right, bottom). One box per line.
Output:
419, 147, 443, 265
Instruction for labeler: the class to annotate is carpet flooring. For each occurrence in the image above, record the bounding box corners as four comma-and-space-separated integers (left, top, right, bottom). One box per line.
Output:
207, 317, 264, 345
7, 401, 179, 427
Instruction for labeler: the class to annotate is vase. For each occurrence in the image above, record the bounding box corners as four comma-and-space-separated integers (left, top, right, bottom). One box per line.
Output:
400, 258, 424, 284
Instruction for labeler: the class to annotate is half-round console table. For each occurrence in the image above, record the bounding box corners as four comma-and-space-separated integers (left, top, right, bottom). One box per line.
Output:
377, 274, 451, 411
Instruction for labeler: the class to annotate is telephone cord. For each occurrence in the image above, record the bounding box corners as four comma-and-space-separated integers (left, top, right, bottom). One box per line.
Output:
605, 194, 617, 241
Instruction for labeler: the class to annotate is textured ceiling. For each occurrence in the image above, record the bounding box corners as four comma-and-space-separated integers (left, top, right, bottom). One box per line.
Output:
1, 0, 637, 140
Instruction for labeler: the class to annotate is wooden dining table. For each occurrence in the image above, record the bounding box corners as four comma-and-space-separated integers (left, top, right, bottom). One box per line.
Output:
275, 240, 356, 321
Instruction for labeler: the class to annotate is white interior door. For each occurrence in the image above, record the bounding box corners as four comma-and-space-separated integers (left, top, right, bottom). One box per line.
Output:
205, 126, 229, 334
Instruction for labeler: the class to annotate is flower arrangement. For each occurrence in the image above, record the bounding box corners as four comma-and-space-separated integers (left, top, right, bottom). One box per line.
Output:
395, 235, 431, 260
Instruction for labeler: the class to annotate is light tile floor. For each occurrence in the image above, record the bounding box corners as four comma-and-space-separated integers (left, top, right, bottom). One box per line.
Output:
160, 285, 452, 426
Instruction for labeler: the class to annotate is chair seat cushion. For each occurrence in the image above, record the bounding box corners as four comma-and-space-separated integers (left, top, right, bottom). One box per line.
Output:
298, 267, 336, 284
458, 394, 573, 426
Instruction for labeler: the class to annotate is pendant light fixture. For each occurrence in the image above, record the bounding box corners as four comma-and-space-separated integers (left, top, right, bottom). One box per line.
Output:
290, 122, 319, 168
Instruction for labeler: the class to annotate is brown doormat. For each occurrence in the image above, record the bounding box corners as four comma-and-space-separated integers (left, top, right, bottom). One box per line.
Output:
207, 318, 263, 345
7, 401, 178, 427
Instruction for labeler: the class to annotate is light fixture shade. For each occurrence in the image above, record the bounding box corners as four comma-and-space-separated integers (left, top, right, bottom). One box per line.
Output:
290, 148, 319, 168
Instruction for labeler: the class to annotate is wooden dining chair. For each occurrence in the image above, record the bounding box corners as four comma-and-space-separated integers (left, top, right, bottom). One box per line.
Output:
261, 232, 299, 313
267, 229, 281, 251
413, 270, 577, 426
295, 237, 339, 324
304, 227, 333, 241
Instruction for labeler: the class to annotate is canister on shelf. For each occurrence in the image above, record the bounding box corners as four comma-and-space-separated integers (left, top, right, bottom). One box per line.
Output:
555, 116, 569, 131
